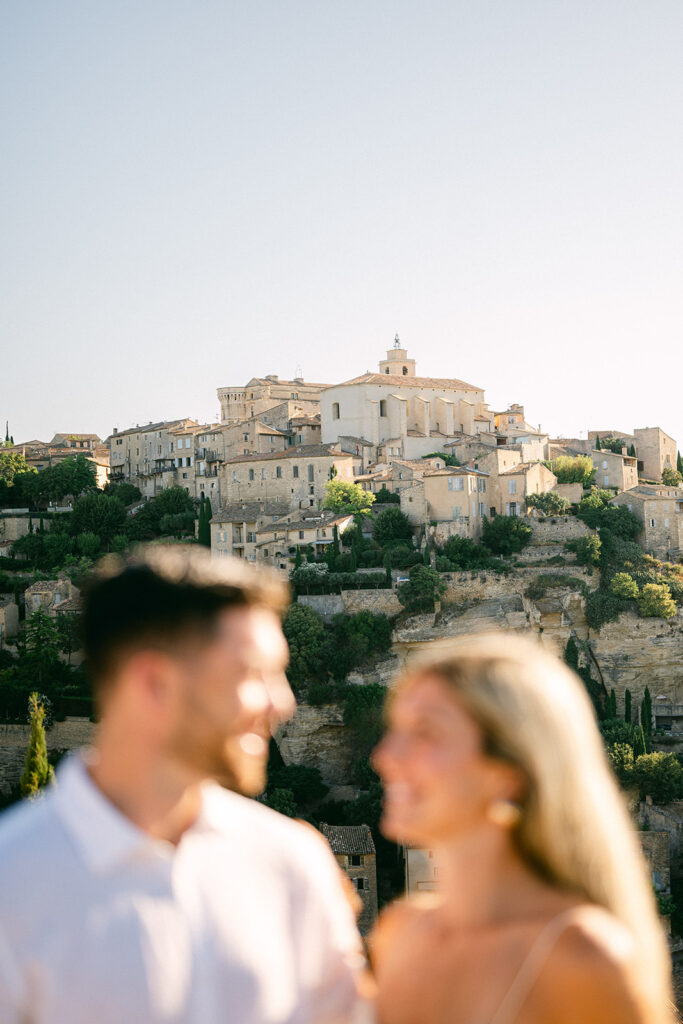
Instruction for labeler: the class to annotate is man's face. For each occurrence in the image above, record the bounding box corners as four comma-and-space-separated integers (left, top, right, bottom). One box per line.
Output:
166, 605, 295, 794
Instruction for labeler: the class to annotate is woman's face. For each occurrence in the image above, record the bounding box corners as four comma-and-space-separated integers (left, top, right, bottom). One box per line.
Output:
373, 673, 518, 846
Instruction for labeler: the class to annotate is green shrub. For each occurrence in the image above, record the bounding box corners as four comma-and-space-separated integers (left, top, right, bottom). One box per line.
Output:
397, 565, 447, 612
482, 516, 531, 555
373, 507, 413, 548
631, 752, 683, 804
565, 534, 601, 565
609, 573, 639, 600
585, 589, 627, 630
637, 583, 677, 620
525, 492, 571, 515
374, 487, 400, 504
545, 455, 595, 487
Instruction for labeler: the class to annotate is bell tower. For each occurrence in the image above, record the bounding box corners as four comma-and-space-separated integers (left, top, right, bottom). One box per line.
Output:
378, 334, 416, 377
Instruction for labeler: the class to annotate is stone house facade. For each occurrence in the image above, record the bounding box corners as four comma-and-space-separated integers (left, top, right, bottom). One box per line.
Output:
321, 341, 494, 460
220, 445, 358, 510
254, 510, 354, 569
210, 501, 288, 564
0, 597, 19, 642
612, 484, 683, 561
217, 375, 327, 423
400, 466, 490, 540
589, 449, 638, 492
475, 449, 556, 517
24, 577, 80, 618
319, 823, 378, 935
108, 418, 198, 492
633, 426, 678, 482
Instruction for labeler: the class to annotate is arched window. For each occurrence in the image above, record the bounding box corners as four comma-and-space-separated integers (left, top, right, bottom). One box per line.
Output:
402, 366, 408, 375
379, 400, 387, 417
332, 402, 340, 419
385, 367, 390, 374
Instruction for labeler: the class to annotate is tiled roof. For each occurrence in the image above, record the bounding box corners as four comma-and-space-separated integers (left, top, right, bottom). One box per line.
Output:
256, 510, 353, 535
338, 435, 375, 447
319, 823, 376, 855
212, 500, 287, 523
499, 462, 545, 475
222, 444, 352, 464
329, 372, 483, 392
107, 419, 197, 440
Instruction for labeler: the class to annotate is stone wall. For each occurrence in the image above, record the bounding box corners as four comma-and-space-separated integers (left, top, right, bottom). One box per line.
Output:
297, 594, 345, 622
528, 517, 592, 543
639, 831, 671, 892
0, 717, 94, 794
341, 590, 403, 617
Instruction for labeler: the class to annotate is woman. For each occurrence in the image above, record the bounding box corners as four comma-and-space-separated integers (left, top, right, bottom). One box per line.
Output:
370, 635, 674, 1024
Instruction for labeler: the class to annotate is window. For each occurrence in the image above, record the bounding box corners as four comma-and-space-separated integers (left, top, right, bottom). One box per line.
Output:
479, 502, 487, 517
309, 485, 315, 495
452, 505, 462, 518
332, 403, 340, 419
353, 878, 368, 891
448, 477, 464, 491
243, 434, 249, 442
298, 433, 303, 444
385, 367, 390, 374
379, 400, 387, 417
602, 460, 607, 470
293, 466, 299, 478
664, 518, 670, 527
509, 502, 518, 516
299, 531, 304, 539
276, 466, 282, 478
170, 442, 174, 452
477, 478, 486, 492
249, 469, 255, 481
509, 480, 517, 494
649, 518, 656, 527
604, 476, 609, 487
232, 471, 238, 481
349, 855, 363, 867
308, 465, 314, 482
261, 468, 266, 479
402, 366, 408, 375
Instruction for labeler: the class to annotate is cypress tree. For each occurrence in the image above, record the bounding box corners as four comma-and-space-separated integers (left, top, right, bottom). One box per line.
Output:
609, 688, 617, 718
633, 724, 647, 758
39, 515, 44, 533
4, 421, 8, 443
628, 443, 636, 459
564, 635, 579, 672
678, 451, 683, 475
28, 517, 33, 534
197, 500, 211, 548
20, 693, 54, 799
294, 545, 302, 569
423, 544, 431, 566
641, 686, 653, 736
384, 551, 392, 586
595, 435, 601, 450
624, 689, 632, 723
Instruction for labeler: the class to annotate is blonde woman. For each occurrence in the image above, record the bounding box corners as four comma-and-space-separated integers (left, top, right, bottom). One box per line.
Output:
370, 635, 674, 1024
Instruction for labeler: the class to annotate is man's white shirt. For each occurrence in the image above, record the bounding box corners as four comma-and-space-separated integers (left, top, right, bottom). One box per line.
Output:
0, 753, 366, 1023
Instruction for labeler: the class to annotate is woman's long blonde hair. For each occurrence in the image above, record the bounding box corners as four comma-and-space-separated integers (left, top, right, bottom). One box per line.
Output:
395, 633, 674, 1021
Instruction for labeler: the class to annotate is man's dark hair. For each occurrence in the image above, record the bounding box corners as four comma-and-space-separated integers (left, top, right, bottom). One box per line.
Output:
81, 544, 289, 691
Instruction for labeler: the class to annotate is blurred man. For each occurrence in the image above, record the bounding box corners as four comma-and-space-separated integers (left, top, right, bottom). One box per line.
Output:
0, 545, 365, 1023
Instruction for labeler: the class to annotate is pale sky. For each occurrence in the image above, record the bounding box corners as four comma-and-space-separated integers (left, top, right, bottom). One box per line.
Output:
1, 1, 681, 448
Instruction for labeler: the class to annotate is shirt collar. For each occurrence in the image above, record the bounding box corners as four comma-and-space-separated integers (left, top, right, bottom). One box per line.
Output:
54, 752, 225, 875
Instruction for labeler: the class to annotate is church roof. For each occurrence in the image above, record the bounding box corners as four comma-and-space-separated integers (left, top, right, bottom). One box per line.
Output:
329, 372, 484, 392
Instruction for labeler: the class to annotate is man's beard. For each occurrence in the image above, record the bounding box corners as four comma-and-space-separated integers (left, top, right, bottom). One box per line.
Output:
166, 699, 269, 795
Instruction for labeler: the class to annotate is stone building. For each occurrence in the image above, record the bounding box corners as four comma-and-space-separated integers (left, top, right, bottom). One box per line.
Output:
633, 427, 678, 482
612, 484, 683, 561
589, 448, 638, 492
49, 433, 101, 451
220, 445, 358, 510
404, 848, 439, 894
400, 466, 490, 541
210, 500, 288, 564
321, 339, 494, 460
319, 823, 378, 935
217, 375, 327, 423
254, 510, 355, 569
24, 577, 80, 618
0, 597, 19, 642
639, 830, 671, 899
108, 418, 199, 492
475, 449, 556, 517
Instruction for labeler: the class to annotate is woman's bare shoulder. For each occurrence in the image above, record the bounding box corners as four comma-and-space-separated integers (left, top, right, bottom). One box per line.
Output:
536, 905, 652, 1024
369, 893, 441, 961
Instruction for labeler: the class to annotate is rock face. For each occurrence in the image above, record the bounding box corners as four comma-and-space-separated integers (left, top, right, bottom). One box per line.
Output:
276, 704, 352, 785
588, 611, 683, 712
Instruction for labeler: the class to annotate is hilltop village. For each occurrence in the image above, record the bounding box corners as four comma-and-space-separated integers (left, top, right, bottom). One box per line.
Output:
1, 339, 683, 962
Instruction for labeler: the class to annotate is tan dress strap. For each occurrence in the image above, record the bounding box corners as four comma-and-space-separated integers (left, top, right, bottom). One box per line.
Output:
487, 908, 582, 1024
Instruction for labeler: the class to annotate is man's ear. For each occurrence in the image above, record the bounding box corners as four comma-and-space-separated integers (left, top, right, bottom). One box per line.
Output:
123, 650, 182, 715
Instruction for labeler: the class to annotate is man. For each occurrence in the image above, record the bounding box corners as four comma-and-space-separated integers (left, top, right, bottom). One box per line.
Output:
0, 545, 366, 1023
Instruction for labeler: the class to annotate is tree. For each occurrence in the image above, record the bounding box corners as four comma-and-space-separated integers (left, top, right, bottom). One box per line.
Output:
197, 498, 211, 547
397, 565, 447, 612
628, 443, 637, 459
0, 449, 35, 487
525, 492, 571, 515
601, 437, 626, 455
565, 534, 601, 566
609, 573, 639, 600
595, 435, 602, 450
661, 467, 682, 487
373, 507, 413, 548
71, 492, 127, 545
20, 693, 55, 798
264, 788, 297, 816
19, 610, 62, 686
375, 486, 400, 504
75, 531, 102, 560
282, 603, 331, 688
678, 451, 683, 476
56, 611, 82, 665
482, 516, 532, 556
641, 686, 653, 736
608, 688, 617, 718
102, 482, 141, 505
624, 689, 632, 723
384, 551, 391, 585
322, 480, 375, 514
637, 583, 677, 620
632, 752, 683, 804
546, 455, 595, 487
564, 635, 579, 673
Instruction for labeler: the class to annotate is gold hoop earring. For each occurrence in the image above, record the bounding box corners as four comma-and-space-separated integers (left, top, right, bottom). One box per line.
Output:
486, 799, 522, 828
